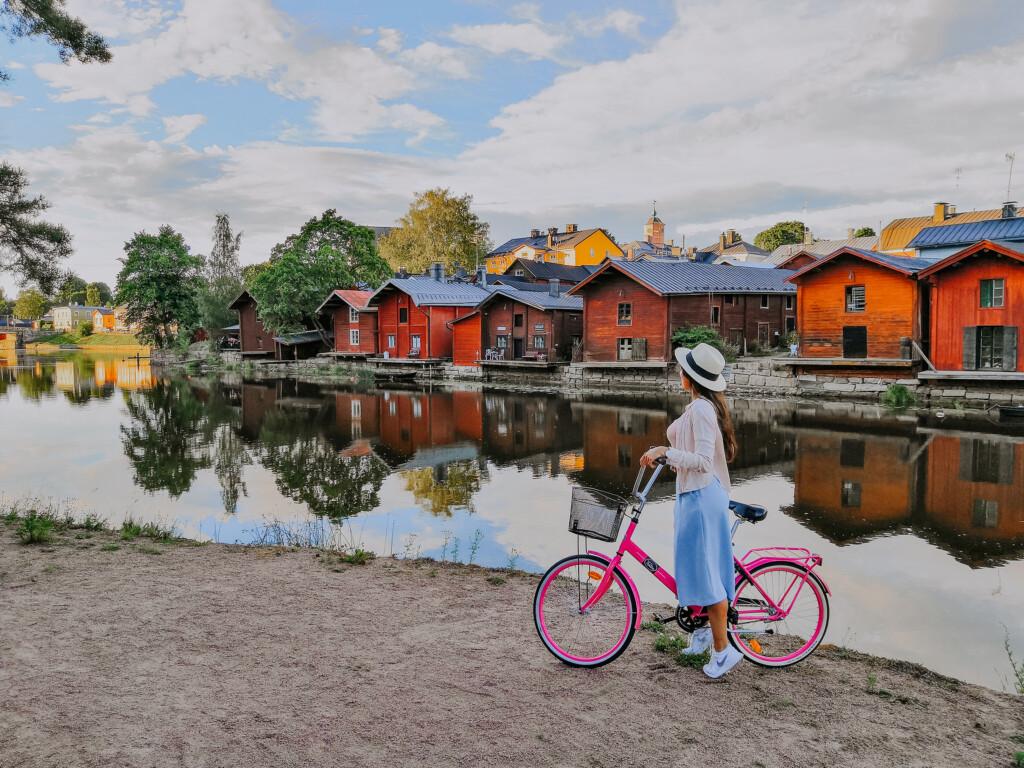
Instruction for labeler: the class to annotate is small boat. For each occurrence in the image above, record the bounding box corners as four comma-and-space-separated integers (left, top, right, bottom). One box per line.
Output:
998, 405, 1024, 421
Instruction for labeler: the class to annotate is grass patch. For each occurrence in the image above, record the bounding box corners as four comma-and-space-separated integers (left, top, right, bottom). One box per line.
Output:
80, 514, 106, 531
137, 545, 163, 555
338, 548, 375, 566
121, 518, 143, 541
140, 521, 176, 542
32, 331, 142, 348
882, 383, 917, 409
1014, 752, 1024, 768
100, 543, 120, 552
653, 630, 709, 669
486, 575, 507, 586
17, 511, 54, 544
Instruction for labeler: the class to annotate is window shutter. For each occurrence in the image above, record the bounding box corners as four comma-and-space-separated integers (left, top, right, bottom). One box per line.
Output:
1003, 326, 1018, 372
998, 443, 1015, 485
962, 327, 977, 370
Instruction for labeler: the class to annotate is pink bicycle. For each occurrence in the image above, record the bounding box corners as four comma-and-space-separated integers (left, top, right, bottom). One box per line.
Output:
534, 461, 830, 668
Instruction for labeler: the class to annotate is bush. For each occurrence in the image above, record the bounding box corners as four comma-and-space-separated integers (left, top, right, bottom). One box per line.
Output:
882, 383, 916, 409
671, 325, 738, 362
78, 321, 93, 337
18, 511, 54, 544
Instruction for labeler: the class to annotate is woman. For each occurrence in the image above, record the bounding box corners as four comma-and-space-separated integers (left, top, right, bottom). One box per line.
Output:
640, 342, 740, 679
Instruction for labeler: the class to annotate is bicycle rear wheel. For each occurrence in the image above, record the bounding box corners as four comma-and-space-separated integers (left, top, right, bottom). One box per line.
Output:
728, 561, 829, 667
534, 554, 637, 668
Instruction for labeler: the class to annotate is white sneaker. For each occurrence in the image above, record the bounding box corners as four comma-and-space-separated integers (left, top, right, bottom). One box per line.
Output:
682, 627, 712, 655
703, 645, 743, 679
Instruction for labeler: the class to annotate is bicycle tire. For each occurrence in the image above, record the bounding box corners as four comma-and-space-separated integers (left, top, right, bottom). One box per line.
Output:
534, 553, 638, 668
728, 560, 830, 668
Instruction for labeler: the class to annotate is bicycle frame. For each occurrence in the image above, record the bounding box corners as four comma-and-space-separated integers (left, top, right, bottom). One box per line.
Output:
578, 463, 828, 630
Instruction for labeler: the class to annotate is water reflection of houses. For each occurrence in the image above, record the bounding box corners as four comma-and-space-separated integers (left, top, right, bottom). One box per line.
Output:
480, 393, 581, 474
784, 405, 1024, 566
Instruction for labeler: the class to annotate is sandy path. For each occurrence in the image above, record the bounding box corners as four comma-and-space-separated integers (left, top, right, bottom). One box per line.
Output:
1, 525, 1021, 768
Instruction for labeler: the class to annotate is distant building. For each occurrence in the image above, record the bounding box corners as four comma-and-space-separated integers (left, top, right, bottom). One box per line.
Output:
228, 291, 274, 357
492, 257, 595, 285
917, 240, 1022, 373
486, 225, 623, 274
368, 265, 491, 359
53, 304, 104, 331
880, 201, 1024, 253
570, 260, 796, 362
770, 231, 880, 270
317, 289, 378, 357
695, 230, 771, 267
91, 307, 116, 333
621, 204, 684, 260
907, 203, 1024, 261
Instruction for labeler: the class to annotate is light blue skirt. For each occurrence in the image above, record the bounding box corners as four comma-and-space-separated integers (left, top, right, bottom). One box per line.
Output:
673, 479, 735, 607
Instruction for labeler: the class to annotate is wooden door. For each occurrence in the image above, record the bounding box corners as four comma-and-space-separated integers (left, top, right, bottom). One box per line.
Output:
842, 326, 867, 358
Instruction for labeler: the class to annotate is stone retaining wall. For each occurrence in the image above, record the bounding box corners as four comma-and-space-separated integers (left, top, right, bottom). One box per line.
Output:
156, 352, 1023, 407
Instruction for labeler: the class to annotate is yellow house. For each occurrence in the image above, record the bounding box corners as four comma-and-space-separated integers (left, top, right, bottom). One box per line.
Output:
486, 225, 623, 273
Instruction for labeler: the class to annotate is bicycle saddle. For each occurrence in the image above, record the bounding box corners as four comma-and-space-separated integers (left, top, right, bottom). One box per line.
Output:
729, 501, 767, 524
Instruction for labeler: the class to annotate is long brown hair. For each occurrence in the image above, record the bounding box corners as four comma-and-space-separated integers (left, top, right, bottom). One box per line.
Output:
683, 373, 737, 463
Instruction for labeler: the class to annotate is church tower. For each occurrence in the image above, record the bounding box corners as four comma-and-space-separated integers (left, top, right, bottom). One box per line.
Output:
644, 202, 665, 246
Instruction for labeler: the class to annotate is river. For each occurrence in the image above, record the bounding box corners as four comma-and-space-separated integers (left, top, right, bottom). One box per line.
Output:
2, 351, 1023, 689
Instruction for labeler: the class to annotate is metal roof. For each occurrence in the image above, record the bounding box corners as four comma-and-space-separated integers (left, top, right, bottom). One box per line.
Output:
370, 276, 494, 307
908, 216, 1024, 248
575, 260, 796, 295
880, 208, 1022, 251
787, 247, 926, 281
488, 227, 613, 256
769, 236, 879, 264
272, 330, 328, 345
486, 286, 583, 312
501, 259, 595, 283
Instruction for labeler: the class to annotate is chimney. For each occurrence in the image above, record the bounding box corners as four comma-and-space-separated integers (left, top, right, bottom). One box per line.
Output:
803, 227, 814, 244
547, 226, 557, 248
933, 202, 951, 224
397, 267, 408, 279
1002, 201, 1018, 219
727, 229, 739, 246
565, 223, 578, 233
548, 278, 560, 297
530, 228, 540, 238
847, 228, 855, 239
476, 266, 487, 286
719, 232, 727, 251
431, 262, 445, 282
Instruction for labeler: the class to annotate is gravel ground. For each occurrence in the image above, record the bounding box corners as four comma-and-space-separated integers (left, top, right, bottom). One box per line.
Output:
1, 523, 1022, 768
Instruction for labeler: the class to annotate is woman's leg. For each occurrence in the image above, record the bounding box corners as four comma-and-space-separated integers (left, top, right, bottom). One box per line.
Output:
706, 598, 729, 653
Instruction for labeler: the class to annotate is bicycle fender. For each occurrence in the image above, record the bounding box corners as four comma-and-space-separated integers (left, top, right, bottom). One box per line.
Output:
587, 549, 644, 629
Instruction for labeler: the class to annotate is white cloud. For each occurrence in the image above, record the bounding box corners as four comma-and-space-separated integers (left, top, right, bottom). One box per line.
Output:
400, 42, 472, 80
449, 22, 568, 60
581, 9, 644, 38
0, 92, 24, 108
63, 0, 169, 38
376, 27, 404, 55
162, 113, 207, 143
35, 0, 448, 142
5, 61, 26, 70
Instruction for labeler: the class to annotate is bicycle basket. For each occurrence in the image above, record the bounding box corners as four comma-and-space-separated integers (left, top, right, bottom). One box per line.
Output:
568, 487, 630, 542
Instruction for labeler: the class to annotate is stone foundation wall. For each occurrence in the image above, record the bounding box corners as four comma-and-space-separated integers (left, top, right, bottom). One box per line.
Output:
157, 352, 1023, 407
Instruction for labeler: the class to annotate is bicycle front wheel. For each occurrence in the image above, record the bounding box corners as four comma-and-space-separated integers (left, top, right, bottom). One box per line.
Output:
534, 554, 637, 668
729, 561, 829, 667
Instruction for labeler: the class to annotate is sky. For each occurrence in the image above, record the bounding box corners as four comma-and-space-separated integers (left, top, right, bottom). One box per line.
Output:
1, 0, 1023, 293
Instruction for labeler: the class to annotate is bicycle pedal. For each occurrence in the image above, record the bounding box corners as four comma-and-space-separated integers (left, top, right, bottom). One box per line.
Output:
653, 614, 675, 624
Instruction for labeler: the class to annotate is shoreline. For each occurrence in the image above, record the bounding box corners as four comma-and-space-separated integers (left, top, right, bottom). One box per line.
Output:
2, 514, 1022, 767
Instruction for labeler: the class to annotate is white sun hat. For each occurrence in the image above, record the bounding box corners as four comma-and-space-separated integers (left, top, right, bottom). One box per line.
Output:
674, 342, 728, 392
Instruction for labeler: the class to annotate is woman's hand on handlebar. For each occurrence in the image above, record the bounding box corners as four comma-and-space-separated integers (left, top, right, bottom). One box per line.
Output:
640, 446, 668, 468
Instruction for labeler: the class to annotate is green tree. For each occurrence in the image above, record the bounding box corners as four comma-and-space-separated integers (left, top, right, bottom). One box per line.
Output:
0, 164, 72, 293
251, 210, 388, 334
14, 287, 47, 319
198, 213, 243, 340
853, 226, 876, 238
753, 221, 806, 253
0, 286, 12, 317
241, 260, 270, 289
52, 272, 86, 305
0, 0, 111, 81
85, 281, 111, 306
380, 188, 491, 274
115, 226, 203, 348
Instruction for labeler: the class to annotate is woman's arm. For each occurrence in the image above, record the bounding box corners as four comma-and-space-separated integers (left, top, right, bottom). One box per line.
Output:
663, 402, 716, 474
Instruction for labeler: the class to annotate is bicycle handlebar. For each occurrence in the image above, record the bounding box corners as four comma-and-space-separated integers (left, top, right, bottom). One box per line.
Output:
632, 456, 666, 502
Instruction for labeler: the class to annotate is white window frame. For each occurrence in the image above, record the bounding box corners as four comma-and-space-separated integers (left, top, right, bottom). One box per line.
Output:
387, 334, 396, 348
349, 329, 360, 347
351, 400, 362, 419
760, 295, 770, 310
410, 334, 422, 351
349, 307, 360, 323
